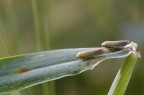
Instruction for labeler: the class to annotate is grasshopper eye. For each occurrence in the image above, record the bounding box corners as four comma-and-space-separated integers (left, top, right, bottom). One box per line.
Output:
101, 40, 130, 48
76, 48, 105, 60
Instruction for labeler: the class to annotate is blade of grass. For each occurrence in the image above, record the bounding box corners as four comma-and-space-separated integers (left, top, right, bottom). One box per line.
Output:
43, 18, 52, 50
32, 0, 43, 51
0, 48, 131, 94
2, 0, 21, 54
0, 23, 9, 56
108, 51, 138, 95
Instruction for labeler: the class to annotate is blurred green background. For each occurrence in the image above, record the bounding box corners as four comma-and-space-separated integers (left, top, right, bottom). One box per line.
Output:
0, 0, 144, 95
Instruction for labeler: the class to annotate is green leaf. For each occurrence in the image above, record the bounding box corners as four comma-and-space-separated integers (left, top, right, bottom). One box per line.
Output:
0, 48, 130, 94
108, 51, 138, 95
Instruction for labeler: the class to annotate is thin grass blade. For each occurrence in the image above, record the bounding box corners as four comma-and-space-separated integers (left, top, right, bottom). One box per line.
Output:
108, 52, 138, 95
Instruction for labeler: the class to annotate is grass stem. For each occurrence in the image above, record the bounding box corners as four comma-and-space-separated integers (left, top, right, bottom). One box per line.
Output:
108, 52, 137, 95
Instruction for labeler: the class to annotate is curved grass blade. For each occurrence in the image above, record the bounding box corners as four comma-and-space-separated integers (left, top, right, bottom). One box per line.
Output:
108, 51, 138, 95
0, 48, 130, 94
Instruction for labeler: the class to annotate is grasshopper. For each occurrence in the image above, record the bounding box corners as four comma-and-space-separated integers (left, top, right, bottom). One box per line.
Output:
76, 48, 106, 60
101, 40, 130, 52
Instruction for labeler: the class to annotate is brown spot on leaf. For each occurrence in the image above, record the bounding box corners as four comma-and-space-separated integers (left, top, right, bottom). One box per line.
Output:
15, 68, 30, 74
86, 60, 97, 65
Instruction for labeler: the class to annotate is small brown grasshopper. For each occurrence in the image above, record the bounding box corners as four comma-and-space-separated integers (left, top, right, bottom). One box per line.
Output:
101, 40, 130, 52
76, 48, 106, 60
101, 40, 130, 48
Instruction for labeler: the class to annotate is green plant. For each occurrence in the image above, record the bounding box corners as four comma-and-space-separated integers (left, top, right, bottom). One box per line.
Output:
0, 41, 140, 95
